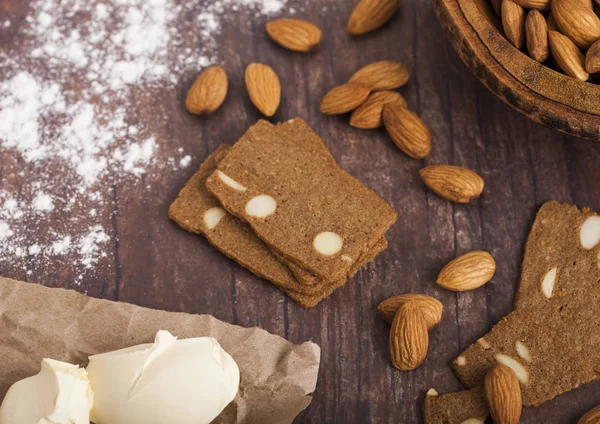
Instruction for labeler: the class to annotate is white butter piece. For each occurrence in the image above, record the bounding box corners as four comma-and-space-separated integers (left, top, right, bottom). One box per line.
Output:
0, 359, 93, 424
87, 330, 239, 424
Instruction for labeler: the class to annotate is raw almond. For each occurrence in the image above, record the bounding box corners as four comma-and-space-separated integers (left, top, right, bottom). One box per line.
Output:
513, 0, 550, 9
548, 31, 589, 81
437, 251, 496, 292
419, 165, 484, 203
320, 83, 371, 115
526, 10, 549, 62
349, 60, 410, 91
378, 294, 443, 329
185, 66, 228, 115
382, 103, 431, 159
485, 365, 522, 424
586, 39, 600, 73
350, 91, 406, 129
347, 0, 400, 36
502, 0, 525, 49
389, 302, 429, 371
552, 0, 600, 50
266, 18, 322, 52
245, 63, 281, 117
578, 405, 600, 424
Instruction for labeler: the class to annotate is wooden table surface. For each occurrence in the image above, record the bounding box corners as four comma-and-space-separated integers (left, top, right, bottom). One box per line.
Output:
2, 0, 600, 423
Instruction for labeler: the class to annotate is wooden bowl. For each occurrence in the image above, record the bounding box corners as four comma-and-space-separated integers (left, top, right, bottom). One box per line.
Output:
433, 0, 600, 142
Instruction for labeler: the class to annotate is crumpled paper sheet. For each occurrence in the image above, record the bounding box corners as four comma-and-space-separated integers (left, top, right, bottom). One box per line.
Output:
0, 276, 321, 423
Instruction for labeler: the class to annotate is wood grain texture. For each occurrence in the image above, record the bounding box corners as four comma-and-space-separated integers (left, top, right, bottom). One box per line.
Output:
1, 0, 600, 422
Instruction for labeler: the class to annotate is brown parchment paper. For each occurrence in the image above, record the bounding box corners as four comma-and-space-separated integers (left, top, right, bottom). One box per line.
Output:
0, 276, 321, 424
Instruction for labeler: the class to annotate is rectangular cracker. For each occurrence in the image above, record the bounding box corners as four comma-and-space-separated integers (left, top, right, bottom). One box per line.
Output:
452, 201, 600, 406
264, 118, 385, 285
205, 118, 397, 282
168, 146, 387, 308
423, 388, 488, 424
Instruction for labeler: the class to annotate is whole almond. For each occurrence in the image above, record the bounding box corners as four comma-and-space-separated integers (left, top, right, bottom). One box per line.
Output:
185, 66, 228, 115
578, 405, 600, 424
350, 91, 406, 129
378, 294, 443, 329
485, 365, 522, 424
389, 302, 429, 371
266, 18, 322, 52
513, 0, 550, 9
548, 31, 589, 81
347, 0, 400, 35
526, 10, 549, 62
552, 0, 600, 50
245, 63, 281, 117
349, 60, 410, 91
586, 39, 600, 73
419, 165, 485, 203
382, 103, 431, 159
502, 0, 525, 49
437, 251, 496, 292
320, 83, 371, 115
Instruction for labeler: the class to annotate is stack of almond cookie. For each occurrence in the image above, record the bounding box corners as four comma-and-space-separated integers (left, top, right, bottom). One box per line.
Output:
169, 118, 397, 307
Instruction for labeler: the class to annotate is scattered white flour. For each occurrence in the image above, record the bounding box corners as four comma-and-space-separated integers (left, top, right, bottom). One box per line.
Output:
32, 192, 54, 212
52, 236, 71, 255
179, 155, 192, 168
0, 0, 298, 283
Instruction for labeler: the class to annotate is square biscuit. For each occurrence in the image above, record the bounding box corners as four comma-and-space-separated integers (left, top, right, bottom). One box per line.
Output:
205, 118, 397, 282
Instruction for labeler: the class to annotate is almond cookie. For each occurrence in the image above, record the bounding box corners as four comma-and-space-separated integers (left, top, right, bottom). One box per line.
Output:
452, 201, 600, 406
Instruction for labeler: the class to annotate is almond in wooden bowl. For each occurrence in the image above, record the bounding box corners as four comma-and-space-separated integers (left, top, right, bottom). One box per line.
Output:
432, 0, 600, 142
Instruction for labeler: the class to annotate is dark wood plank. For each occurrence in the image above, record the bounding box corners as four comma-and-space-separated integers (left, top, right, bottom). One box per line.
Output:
1, 0, 600, 423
